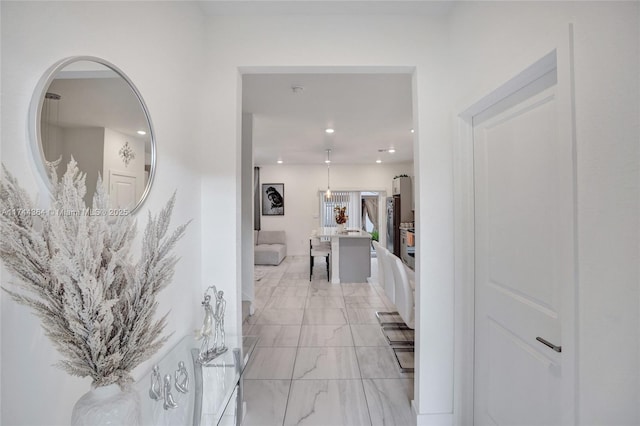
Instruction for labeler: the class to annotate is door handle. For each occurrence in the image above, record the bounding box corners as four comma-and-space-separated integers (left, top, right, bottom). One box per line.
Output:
536, 337, 562, 353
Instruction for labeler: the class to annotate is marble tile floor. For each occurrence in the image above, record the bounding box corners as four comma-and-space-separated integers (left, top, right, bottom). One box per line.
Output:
243, 256, 415, 426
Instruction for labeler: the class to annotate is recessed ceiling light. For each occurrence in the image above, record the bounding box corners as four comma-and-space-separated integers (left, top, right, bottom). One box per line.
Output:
325, 128, 335, 134
388, 148, 396, 153
410, 129, 415, 133
137, 130, 146, 135
277, 160, 283, 164
376, 159, 382, 164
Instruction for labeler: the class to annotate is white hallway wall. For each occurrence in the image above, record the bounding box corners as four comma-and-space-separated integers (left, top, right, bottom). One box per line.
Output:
448, 2, 639, 424
258, 163, 413, 256
204, 3, 639, 424
201, 13, 455, 423
0, 2, 206, 425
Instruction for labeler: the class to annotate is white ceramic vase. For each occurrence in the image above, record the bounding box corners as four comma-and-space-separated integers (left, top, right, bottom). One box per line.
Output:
337, 223, 345, 233
71, 383, 141, 426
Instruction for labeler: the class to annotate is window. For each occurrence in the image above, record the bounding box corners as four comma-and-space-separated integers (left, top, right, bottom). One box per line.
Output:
319, 191, 361, 229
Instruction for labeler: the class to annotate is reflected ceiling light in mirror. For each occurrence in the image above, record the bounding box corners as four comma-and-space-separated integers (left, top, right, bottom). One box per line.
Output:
325, 128, 334, 134
42, 92, 62, 149
376, 159, 382, 164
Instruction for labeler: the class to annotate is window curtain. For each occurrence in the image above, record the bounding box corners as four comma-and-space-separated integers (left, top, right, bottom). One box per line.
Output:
348, 193, 361, 229
361, 196, 378, 232
254, 167, 261, 230
319, 191, 361, 229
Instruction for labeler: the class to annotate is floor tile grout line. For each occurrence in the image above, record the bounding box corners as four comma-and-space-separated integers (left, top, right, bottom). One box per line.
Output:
280, 260, 308, 426
344, 278, 375, 426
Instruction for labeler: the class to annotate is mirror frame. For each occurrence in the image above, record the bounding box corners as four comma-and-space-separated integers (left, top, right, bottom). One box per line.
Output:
29, 56, 157, 214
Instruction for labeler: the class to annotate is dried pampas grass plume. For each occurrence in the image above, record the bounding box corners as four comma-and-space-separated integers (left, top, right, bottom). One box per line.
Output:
0, 159, 189, 388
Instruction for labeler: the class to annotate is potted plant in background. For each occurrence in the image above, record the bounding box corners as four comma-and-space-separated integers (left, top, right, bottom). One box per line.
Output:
0, 159, 189, 425
334, 205, 348, 233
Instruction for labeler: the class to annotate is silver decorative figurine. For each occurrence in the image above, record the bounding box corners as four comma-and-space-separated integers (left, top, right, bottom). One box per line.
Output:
195, 291, 215, 360
195, 285, 227, 363
214, 289, 227, 354
174, 361, 189, 393
149, 365, 162, 401
163, 374, 178, 410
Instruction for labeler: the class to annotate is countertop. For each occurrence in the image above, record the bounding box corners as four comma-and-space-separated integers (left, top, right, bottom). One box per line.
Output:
317, 227, 372, 238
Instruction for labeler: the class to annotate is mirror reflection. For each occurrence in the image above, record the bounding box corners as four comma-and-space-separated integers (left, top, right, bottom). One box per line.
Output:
38, 59, 154, 212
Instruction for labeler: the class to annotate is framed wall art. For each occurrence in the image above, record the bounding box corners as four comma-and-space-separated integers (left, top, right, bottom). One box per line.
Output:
262, 183, 285, 216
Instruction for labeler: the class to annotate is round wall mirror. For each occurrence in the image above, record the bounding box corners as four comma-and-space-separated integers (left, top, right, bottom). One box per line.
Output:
29, 56, 156, 214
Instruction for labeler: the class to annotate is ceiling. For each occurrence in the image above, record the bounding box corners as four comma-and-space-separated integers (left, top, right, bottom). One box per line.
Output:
47, 77, 150, 140
44, 62, 152, 154
243, 73, 414, 165
198, 0, 455, 17
208, 1, 446, 167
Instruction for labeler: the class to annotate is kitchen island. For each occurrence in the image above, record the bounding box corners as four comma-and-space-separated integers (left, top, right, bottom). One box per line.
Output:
317, 227, 372, 284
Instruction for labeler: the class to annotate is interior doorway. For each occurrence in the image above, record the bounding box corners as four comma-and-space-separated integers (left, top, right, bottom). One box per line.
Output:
240, 69, 415, 324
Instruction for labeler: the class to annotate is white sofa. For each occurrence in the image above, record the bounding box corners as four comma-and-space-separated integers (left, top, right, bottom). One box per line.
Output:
254, 230, 286, 265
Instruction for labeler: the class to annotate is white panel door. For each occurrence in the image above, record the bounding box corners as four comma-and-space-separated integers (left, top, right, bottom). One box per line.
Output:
109, 169, 137, 210
473, 78, 574, 425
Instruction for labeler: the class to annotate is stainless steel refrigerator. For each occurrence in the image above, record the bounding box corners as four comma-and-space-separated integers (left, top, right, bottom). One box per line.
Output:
386, 196, 401, 256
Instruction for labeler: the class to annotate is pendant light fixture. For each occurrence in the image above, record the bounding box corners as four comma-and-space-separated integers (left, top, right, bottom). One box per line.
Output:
325, 149, 332, 199
43, 92, 61, 150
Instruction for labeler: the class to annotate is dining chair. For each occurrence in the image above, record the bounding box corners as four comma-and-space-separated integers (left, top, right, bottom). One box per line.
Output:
390, 254, 415, 329
389, 253, 415, 372
373, 242, 402, 326
371, 240, 385, 288
309, 236, 331, 281
378, 252, 414, 347
380, 246, 397, 310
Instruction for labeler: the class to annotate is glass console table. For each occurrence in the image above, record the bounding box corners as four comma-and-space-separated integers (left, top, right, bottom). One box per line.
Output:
136, 335, 258, 426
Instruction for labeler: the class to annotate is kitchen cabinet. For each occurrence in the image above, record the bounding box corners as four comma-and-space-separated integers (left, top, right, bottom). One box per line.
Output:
400, 228, 415, 270
392, 176, 413, 222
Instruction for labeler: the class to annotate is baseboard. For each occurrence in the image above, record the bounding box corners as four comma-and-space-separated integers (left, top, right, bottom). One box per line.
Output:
411, 401, 453, 426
